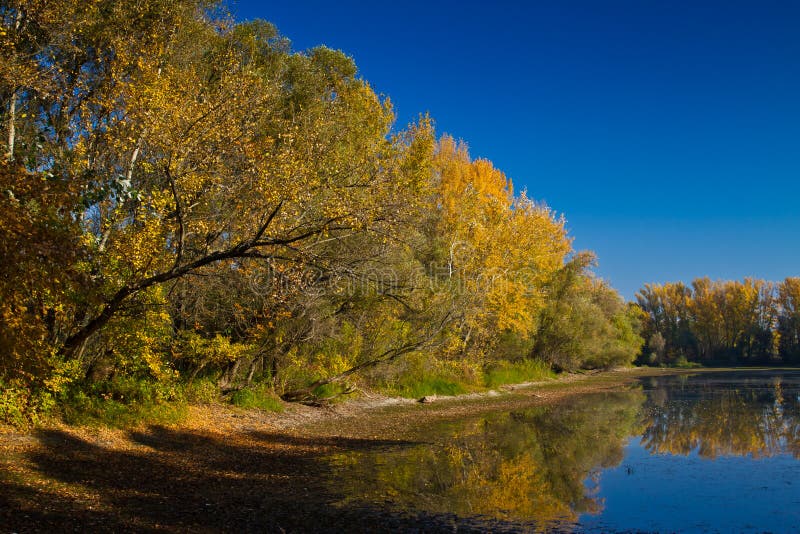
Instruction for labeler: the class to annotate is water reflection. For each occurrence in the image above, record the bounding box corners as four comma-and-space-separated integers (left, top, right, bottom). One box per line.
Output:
328, 390, 645, 527
641, 372, 800, 458
326, 371, 800, 530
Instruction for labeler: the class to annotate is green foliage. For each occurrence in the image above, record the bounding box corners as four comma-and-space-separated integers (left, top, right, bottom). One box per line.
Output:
60, 377, 186, 428
532, 256, 643, 372
0, 385, 28, 428
377, 351, 477, 398
483, 359, 554, 388
184, 378, 221, 404
90, 287, 175, 381
174, 332, 254, 381
672, 357, 702, 369
0, 380, 53, 427
229, 383, 283, 412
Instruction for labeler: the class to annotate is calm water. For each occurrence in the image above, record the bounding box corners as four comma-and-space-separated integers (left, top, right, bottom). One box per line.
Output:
327, 371, 800, 532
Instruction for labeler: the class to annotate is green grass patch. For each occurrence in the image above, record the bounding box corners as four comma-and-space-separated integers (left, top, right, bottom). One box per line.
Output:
671, 358, 703, 369
60, 378, 187, 428
388, 375, 470, 399
483, 359, 555, 388
229, 383, 283, 412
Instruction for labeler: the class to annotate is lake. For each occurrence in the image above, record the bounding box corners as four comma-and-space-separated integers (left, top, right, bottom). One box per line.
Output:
327, 370, 800, 532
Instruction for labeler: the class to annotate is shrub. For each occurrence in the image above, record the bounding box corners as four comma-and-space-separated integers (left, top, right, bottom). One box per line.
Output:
390, 375, 469, 398
0, 379, 58, 427
0, 382, 34, 427
184, 377, 221, 404
673, 356, 702, 369
229, 383, 283, 412
60, 377, 186, 427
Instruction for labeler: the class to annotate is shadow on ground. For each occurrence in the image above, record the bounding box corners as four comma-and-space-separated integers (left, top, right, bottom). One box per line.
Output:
0, 426, 531, 532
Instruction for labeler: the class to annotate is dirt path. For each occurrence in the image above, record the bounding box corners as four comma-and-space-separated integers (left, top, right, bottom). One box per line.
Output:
0, 367, 680, 532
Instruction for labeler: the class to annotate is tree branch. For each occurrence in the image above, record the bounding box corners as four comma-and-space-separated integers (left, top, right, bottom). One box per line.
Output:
61, 201, 287, 359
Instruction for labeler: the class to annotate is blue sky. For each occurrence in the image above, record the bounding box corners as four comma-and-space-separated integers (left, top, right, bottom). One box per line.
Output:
231, 0, 800, 300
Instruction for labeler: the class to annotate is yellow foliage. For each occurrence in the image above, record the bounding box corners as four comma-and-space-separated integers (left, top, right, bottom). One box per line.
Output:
432, 136, 571, 352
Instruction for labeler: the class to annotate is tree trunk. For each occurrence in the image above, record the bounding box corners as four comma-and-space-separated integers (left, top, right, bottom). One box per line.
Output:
218, 358, 242, 392
6, 91, 16, 161
59, 202, 286, 360
5, 11, 23, 161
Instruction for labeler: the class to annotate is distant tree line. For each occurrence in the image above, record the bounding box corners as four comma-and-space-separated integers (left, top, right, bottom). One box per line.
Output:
636, 277, 800, 365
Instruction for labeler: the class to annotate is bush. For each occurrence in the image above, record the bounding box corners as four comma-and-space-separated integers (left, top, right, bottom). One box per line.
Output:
229, 383, 283, 412
0, 379, 58, 427
184, 377, 221, 404
60, 377, 186, 427
0, 383, 35, 427
376, 352, 478, 398
673, 356, 702, 369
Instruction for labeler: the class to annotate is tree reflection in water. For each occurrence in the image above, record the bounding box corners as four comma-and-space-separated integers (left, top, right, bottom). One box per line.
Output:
327, 390, 645, 528
640, 373, 800, 459
326, 372, 800, 528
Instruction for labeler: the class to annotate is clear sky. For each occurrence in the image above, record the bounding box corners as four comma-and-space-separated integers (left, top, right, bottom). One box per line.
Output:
230, 0, 800, 300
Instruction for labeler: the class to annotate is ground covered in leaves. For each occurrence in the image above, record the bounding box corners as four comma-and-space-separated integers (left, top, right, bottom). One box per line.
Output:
0, 368, 672, 532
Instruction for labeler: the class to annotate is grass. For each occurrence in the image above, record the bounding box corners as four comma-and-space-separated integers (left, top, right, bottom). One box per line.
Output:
671, 359, 703, 369
229, 383, 283, 412
649, 357, 704, 369
36, 376, 285, 428
388, 375, 470, 399
61, 391, 187, 428
57, 377, 188, 428
483, 359, 555, 388
382, 358, 558, 399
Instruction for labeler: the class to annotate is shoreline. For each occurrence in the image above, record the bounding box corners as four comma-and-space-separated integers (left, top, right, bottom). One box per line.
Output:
0, 365, 737, 441
2, 365, 789, 443
0, 365, 682, 451
0, 365, 792, 532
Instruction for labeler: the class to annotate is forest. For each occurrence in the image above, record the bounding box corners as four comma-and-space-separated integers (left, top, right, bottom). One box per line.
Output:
637, 278, 800, 365
0, 1, 797, 428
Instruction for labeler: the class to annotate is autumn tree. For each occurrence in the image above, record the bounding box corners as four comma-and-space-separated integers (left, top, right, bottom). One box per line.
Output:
2, 0, 652, 423
427, 136, 570, 361
531, 253, 643, 371
636, 277, 788, 365
1, 0, 214, 410
636, 282, 695, 362
1, 1, 437, 407
777, 278, 800, 363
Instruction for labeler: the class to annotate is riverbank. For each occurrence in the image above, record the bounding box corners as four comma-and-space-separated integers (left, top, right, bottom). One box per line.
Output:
0, 366, 689, 531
